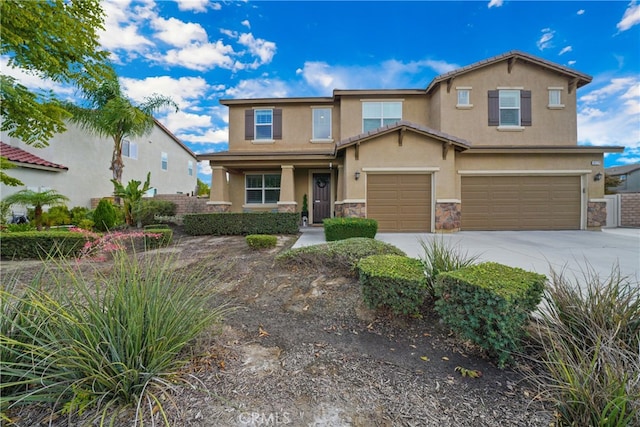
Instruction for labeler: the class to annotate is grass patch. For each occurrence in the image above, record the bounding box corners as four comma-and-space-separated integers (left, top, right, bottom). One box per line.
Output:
275, 237, 405, 275
1, 250, 230, 425
522, 264, 640, 426
419, 236, 479, 297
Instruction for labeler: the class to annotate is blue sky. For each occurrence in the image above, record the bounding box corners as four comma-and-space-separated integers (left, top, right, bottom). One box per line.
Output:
4, 0, 640, 183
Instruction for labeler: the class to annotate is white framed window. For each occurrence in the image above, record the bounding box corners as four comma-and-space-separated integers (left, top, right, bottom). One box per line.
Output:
161, 152, 168, 171
188, 160, 193, 176
312, 108, 332, 140
456, 88, 472, 108
122, 139, 138, 159
245, 173, 281, 204
548, 88, 564, 108
254, 109, 273, 140
362, 101, 402, 132
619, 174, 627, 182
499, 90, 521, 126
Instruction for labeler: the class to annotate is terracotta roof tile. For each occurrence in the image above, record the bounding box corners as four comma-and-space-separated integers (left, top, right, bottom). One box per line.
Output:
0, 142, 68, 170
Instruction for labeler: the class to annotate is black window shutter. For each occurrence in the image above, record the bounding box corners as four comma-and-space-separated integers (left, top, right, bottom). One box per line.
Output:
521, 90, 532, 126
488, 90, 499, 126
245, 109, 254, 140
273, 109, 282, 139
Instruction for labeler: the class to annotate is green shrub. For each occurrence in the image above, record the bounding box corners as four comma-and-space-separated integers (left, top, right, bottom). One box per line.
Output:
143, 228, 173, 249
183, 212, 299, 236
276, 237, 406, 275
143, 223, 170, 230
137, 200, 177, 227
76, 219, 94, 230
435, 262, 545, 367
0, 231, 96, 259
246, 234, 277, 250
0, 250, 230, 424
93, 199, 118, 232
357, 255, 427, 315
42, 205, 71, 227
522, 265, 640, 426
69, 206, 91, 226
420, 237, 479, 297
323, 217, 378, 241
4, 222, 36, 232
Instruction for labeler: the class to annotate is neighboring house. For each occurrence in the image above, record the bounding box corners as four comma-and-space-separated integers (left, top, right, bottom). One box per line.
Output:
1, 119, 198, 209
198, 50, 623, 232
605, 163, 640, 193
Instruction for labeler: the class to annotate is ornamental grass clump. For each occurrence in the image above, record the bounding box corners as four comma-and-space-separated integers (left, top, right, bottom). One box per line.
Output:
419, 236, 479, 297
521, 264, 640, 427
0, 250, 229, 425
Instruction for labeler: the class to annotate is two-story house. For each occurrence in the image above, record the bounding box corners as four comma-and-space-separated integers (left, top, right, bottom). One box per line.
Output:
199, 51, 623, 232
1, 119, 198, 209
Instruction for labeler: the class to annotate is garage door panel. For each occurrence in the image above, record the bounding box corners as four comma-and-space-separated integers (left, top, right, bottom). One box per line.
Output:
367, 174, 431, 232
462, 176, 580, 231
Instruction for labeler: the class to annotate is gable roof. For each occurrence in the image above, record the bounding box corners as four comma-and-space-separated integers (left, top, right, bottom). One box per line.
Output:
425, 50, 592, 94
605, 163, 640, 176
0, 142, 68, 171
153, 119, 197, 158
336, 120, 471, 151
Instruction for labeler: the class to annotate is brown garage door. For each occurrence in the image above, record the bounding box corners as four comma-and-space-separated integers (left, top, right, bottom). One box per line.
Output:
367, 174, 431, 232
461, 175, 581, 230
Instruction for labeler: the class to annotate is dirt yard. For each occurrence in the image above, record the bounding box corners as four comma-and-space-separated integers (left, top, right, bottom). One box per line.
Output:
2, 230, 553, 426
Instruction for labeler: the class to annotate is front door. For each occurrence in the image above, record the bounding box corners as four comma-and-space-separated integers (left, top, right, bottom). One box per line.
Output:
312, 173, 331, 224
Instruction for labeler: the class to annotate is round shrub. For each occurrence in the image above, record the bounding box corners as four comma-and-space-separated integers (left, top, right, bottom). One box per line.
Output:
93, 199, 118, 232
246, 234, 277, 250
357, 254, 427, 315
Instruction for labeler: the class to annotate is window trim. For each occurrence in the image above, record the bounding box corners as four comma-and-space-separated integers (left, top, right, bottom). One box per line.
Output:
161, 152, 168, 171
311, 107, 333, 142
244, 172, 281, 205
122, 139, 138, 159
254, 109, 273, 141
188, 160, 193, 176
362, 101, 402, 132
456, 87, 473, 109
548, 87, 565, 109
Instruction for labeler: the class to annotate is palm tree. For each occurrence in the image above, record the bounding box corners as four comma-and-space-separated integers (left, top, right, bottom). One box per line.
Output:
64, 77, 178, 185
111, 172, 151, 227
3, 189, 69, 230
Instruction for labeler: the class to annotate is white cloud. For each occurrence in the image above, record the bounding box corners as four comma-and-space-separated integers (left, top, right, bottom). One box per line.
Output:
617, 0, 640, 31
577, 9, 585, 15
99, 0, 155, 53
198, 161, 212, 176
162, 41, 235, 71
578, 76, 640, 150
568, 60, 577, 66
237, 33, 277, 69
537, 28, 555, 50
152, 17, 208, 47
175, 0, 210, 12
241, 20, 251, 29
0, 56, 75, 98
162, 111, 212, 132
224, 78, 291, 99
487, 0, 503, 8
120, 75, 212, 109
559, 46, 572, 55
179, 128, 229, 145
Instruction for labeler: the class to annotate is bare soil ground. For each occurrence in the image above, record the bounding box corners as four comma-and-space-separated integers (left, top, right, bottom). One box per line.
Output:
2, 229, 553, 426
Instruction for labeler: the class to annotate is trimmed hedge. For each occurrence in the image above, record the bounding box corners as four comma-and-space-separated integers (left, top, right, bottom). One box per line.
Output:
143, 228, 173, 249
435, 262, 546, 367
357, 254, 427, 315
138, 200, 177, 226
246, 234, 277, 250
183, 212, 299, 236
323, 218, 378, 241
0, 231, 96, 259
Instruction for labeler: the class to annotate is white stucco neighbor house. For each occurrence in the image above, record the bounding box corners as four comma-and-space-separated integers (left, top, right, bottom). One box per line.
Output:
1, 119, 198, 209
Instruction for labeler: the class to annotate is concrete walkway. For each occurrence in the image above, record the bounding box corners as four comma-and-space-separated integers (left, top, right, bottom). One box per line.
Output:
293, 227, 640, 281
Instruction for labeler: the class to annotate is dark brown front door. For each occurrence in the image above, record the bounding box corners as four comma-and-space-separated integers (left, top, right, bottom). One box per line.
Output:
312, 173, 331, 224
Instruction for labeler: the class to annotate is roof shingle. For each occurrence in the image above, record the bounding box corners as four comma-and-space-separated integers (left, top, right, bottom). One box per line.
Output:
0, 142, 68, 170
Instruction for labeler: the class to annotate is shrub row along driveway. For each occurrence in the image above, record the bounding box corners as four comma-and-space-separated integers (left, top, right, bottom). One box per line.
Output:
296, 228, 640, 282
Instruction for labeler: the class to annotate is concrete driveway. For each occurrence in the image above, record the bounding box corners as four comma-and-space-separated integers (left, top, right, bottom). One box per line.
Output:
293, 228, 640, 281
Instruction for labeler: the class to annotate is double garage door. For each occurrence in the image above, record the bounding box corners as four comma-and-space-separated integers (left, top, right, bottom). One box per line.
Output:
366, 173, 581, 232
461, 175, 581, 230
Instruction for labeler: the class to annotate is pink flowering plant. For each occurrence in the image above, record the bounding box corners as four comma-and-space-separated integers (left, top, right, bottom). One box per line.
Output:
70, 227, 163, 261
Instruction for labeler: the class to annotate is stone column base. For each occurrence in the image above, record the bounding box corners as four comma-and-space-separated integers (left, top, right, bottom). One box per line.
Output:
339, 201, 366, 218
587, 200, 606, 229
205, 202, 231, 213
277, 202, 297, 213
435, 201, 461, 232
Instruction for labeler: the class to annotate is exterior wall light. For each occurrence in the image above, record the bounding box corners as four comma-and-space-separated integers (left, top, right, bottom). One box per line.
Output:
594, 172, 603, 181
354, 171, 360, 180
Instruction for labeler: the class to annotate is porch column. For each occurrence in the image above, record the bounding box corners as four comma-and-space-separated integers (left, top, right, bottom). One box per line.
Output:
277, 165, 297, 213
335, 164, 345, 217
206, 165, 231, 212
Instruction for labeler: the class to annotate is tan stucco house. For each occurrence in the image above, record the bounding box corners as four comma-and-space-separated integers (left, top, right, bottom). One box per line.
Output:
199, 50, 623, 232
1, 119, 198, 209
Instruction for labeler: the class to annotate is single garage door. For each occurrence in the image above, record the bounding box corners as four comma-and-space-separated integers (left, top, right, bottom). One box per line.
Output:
461, 175, 581, 230
367, 174, 431, 232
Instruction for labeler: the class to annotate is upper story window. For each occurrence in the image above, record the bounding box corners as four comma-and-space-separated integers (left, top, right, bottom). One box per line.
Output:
188, 160, 193, 176
122, 139, 138, 159
161, 152, 168, 171
362, 101, 402, 132
244, 108, 282, 142
488, 89, 532, 128
548, 88, 564, 108
245, 173, 281, 204
312, 108, 332, 141
456, 88, 472, 108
